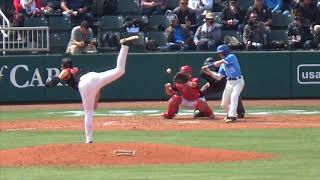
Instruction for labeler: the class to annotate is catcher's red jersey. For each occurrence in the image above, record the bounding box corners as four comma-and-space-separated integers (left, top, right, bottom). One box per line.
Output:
175, 77, 201, 101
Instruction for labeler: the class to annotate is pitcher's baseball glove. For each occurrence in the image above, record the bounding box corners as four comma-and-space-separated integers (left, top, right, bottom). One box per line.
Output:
173, 72, 189, 84
45, 76, 60, 88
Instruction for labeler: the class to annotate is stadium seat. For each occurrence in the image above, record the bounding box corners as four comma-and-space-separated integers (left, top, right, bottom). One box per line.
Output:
121, 32, 145, 51
97, 31, 120, 52
221, 30, 243, 49
238, 0, 254, 11
272, 13, 293, 30
116, 0, 139, 15
222, 30, 242, 40
125, 15, 149, 25
48, 16, 72, 31
24, 17, 48, 27
147, 31, 168, 48
99, 15, 125, 31
49, 32, 71, 53
124, 15, 149, 32
269, 30, 288, 41
269, 30, 288, 49
167, 0, 179, 10
148, 15, 170, 31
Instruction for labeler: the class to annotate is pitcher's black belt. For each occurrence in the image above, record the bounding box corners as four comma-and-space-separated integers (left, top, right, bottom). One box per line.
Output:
227, 76, 242, 80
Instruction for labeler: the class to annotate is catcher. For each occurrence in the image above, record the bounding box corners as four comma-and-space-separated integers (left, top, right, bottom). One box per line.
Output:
45, 35, 139, 143
162, 65, 214, 119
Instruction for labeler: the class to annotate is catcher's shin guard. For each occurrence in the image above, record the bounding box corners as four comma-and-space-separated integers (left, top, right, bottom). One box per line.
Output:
195, 100, 214, 119
162, 95, 182, 119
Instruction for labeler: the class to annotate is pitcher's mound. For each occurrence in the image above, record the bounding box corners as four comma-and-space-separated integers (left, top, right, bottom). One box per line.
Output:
0, 142, 272, 166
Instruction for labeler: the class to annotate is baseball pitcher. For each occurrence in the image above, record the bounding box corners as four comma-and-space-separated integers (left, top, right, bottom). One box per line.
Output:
162, 65, 215, 119
45, 35, 139, 143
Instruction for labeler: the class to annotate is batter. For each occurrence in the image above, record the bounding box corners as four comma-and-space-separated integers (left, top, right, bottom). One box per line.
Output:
202, 44, 245, 123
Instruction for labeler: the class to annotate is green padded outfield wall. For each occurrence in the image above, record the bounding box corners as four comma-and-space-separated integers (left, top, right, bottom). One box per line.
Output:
0, 51, 319, 103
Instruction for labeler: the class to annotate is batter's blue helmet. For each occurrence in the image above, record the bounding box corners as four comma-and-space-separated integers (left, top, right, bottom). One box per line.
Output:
216, 44, 229, 54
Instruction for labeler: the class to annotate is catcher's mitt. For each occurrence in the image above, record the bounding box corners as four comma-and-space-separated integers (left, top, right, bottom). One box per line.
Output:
173, 72, 189, 84
45, 76, 60, 88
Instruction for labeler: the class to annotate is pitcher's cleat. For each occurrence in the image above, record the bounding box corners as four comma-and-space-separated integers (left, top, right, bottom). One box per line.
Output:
120, 35, 139, 45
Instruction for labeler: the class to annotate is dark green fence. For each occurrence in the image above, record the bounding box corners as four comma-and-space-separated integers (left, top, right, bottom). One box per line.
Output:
0, 51, 319, 103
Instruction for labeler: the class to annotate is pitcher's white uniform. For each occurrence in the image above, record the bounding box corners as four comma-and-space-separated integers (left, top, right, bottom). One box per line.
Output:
59, 45, 129, 143
78, 45, 129, 143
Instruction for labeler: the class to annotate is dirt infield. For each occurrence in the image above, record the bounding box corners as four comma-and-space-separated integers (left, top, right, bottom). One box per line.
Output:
1, 115, 320, 132
0, 100, 319, 167
0, 142, 272, 166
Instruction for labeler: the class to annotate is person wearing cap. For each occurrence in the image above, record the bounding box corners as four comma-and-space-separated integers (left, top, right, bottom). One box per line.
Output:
194, 11, 222, 50
165, 14, 196, 51
221, 0, 245, 31
201, 44, 245, 123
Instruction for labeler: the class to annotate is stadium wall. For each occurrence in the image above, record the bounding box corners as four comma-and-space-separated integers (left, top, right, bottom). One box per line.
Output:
0, 51, 319, 103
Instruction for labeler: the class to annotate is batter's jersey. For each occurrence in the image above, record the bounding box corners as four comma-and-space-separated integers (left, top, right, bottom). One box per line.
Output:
218, 54, 242, 78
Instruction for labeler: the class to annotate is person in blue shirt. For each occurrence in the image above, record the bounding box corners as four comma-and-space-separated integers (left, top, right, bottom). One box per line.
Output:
202, 44, 245, 122
165, 14, 196, 51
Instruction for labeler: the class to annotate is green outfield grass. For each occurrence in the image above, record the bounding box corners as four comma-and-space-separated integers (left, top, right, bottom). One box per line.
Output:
1, 104, 320, 180
1, 129, 320, 180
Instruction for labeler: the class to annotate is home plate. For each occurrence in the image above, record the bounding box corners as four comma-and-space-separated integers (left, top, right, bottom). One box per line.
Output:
103, 121, 120, 126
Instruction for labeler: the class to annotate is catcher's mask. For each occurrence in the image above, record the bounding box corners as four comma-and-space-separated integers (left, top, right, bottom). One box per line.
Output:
61, 57, 73, 69
180, 65, 193, 74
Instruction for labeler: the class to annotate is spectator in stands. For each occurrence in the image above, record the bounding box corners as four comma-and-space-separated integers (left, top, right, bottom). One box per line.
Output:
140, 0, 167, 15
268, 0, 293, 15
294, 0, 319, 25
287, 9, 315, 49
313, 25, 320, 49
211, 0, 228, 12
13, 0, 41, 27
40, 0, 63, 15
245, 0, 273, 31
188, 0, 213, 15
194, 12, 222, 50
66, 20, 97, 55
173, 0, 198, 32
243, 11, 268, 50
221, 0, 245, 30
165, 14, 196, 51
61, 0, 94, 22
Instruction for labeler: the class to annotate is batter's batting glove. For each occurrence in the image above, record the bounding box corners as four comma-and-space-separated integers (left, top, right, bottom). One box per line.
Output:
45, 76, 61, 88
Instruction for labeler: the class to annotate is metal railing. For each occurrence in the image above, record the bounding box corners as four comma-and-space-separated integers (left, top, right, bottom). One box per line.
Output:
0, 9, 10, 54
0, 26, 50, 53
1, 9, 49, 54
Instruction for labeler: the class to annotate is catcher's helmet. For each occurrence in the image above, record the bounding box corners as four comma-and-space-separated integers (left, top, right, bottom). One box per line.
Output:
216, 44, 229, 54
61, 57, 73, 69
204, 57, 215, 66
180, 65, 193, 74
